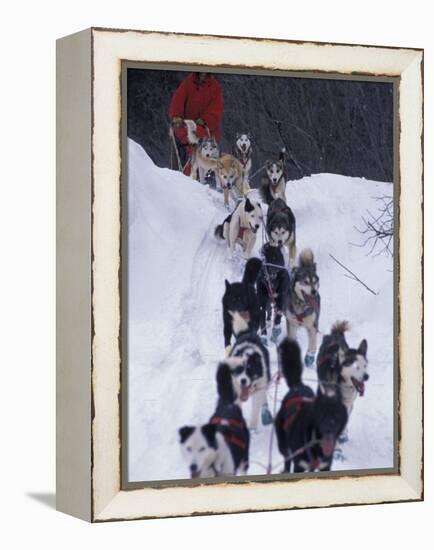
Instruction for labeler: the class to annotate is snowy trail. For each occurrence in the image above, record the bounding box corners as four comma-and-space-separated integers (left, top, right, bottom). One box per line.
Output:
127, 139, 394, 482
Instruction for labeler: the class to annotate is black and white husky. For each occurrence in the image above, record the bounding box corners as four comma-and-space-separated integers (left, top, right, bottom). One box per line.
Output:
228, 312, 272, 430
317, 322, 369, 435
179, 362, 250, 479
233, 133, 253, 191
285, 249, 321, 367
259, 150, 287, 204
266, 198, 297, 262
214, 197, 264, 258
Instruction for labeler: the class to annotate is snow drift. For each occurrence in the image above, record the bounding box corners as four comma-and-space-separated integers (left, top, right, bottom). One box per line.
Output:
127, 138, 394, 482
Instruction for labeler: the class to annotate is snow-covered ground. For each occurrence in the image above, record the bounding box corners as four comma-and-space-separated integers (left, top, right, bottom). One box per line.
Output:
127, 138, 394, 482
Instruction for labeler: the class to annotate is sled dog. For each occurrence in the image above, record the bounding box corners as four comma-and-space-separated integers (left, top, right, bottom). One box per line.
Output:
285, 249, 321, 367
214, 197, 263, 258
266, 198, 297, 261
215, 154, 246, 208
257, 243, 290, 342
233, 133, 253, 191
179, 362, 250, 478
221, 258, 262, 354
317, 322, 369, 426
259, 149, 287, 204
185, 119, 220, 183
275, 339, 347, 473
227, 312, 271, 430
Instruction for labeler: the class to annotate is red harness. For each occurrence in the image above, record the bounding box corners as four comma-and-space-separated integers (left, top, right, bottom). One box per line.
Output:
210, 416, 247, 450
282, 396, 313, 431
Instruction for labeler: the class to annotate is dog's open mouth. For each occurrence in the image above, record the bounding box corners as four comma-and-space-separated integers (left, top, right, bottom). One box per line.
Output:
320, 434, 336, 457
239, 310, 251, 322
249, 223, 258, 233
190, 470, 201, 479
302, 291, 317, 308
351, 376, 365, 396
240, 385, 251, 402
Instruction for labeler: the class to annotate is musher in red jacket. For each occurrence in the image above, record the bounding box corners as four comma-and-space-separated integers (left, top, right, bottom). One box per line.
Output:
169, 72, 224, 174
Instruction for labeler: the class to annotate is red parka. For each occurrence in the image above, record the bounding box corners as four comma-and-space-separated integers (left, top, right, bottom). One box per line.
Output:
169, 73, 224, 141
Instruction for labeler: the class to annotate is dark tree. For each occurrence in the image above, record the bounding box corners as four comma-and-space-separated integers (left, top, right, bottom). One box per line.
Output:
127, 69, 393, 184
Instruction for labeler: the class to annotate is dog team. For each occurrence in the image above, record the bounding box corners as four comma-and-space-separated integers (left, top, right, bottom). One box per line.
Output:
178, 119, 370, 479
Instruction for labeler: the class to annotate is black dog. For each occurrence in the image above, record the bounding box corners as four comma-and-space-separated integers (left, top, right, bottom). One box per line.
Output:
257, 243, 290, 343
209, 361, 250, 474
222, 257, 262, 354
178, 361, 250, 478
275, 339, 348, 473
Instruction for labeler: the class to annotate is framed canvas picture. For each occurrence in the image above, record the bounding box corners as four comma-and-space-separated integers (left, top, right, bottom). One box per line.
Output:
56, 28, 423, 522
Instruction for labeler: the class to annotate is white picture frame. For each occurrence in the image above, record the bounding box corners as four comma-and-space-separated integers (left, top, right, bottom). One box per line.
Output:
56, 27, 423, 522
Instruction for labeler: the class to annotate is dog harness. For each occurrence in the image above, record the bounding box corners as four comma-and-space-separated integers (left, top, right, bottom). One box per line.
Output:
210, 415, 247, 450
289, 285, 320, 328
282, 395, 314, 431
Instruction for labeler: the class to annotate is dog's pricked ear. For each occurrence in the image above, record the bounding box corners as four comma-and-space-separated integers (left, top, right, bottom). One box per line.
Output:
224, 279, 231, 291
358, 339, 368, 357
179, 426, 195, 443
216, 362, 236, 402
201, 424, 218, 450
244, 197, 254, 212
236, 132, 240, 139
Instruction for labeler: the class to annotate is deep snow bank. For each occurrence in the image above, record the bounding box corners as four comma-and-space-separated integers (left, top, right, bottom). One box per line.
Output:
128, 139, 394, 481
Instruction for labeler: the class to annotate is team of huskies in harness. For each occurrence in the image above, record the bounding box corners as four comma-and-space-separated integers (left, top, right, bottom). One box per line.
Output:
176, 119, 370, 479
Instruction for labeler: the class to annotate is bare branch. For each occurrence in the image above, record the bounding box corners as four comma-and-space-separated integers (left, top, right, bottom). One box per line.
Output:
329, 254, 378, 295
352, 194, 394, 257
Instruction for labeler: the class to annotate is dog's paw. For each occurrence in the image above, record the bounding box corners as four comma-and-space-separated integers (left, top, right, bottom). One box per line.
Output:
333, 447, 346, 462
304, 351, 316, 367
338, 432, 349, 444
224, 345, 232, 358
270, 326, 282, 343
261, 404, 273, 426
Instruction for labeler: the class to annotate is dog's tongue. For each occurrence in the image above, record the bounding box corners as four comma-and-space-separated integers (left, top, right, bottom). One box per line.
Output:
240, 386, 250, 402
351, 377, 365, 396
191, 471, 200, 479
239, 310, 251, 322
320, 435, 336, 457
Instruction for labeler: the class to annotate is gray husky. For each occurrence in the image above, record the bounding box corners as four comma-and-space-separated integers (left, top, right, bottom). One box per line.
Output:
185, 119, 220, 183
233, 133, 253, 191
266, 198, 297, 262
259, 150, 287, 204
285, 249, 320, 367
